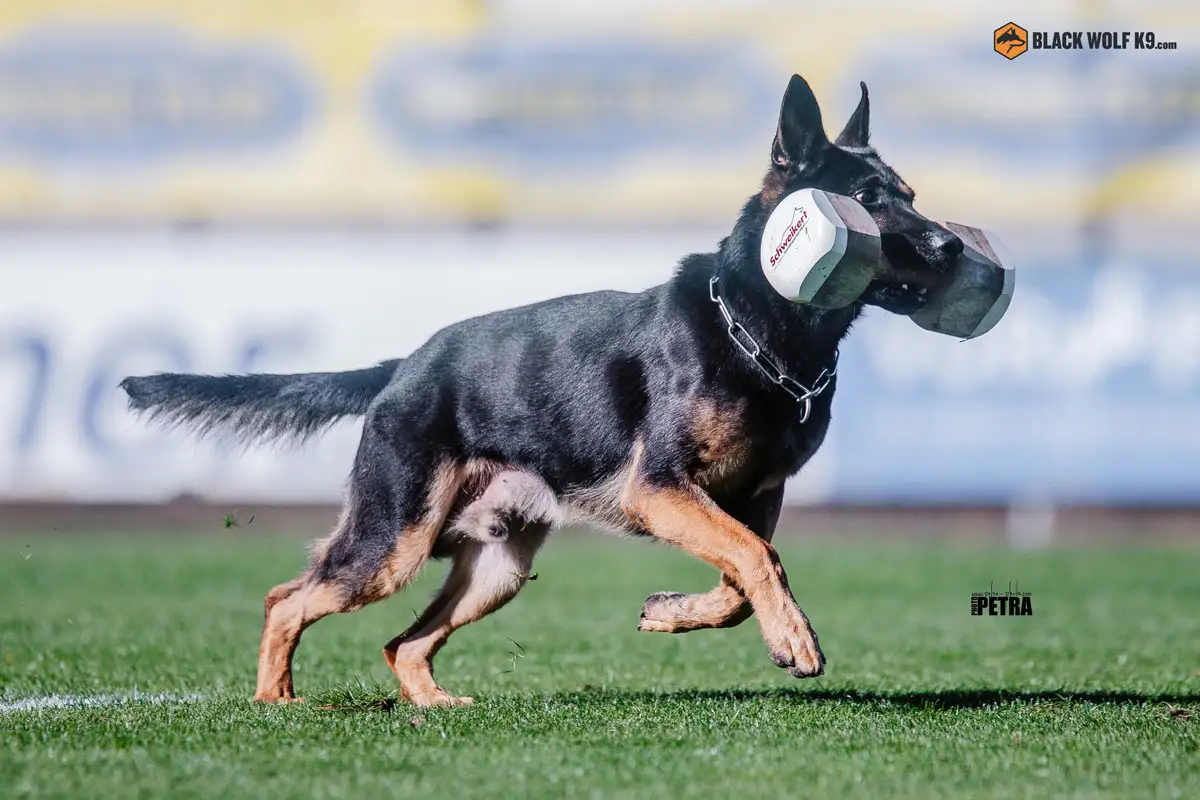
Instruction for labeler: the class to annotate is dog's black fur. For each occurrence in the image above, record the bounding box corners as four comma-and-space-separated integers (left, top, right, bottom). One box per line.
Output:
121, 75, 966, 701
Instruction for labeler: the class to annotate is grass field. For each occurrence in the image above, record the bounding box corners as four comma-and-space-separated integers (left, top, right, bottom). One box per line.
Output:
1, 529, 1198, 798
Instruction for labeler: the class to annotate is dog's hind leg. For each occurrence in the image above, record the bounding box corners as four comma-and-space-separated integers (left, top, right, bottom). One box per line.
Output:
383, 525, 549, 706
254, 417, 467, 703
255, 574, 354, 702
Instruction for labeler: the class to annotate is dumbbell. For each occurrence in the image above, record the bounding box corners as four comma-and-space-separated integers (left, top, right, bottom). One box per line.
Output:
759, 188, 1015, 339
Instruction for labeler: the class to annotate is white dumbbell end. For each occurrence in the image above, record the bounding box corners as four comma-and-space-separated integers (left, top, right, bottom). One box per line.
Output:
759, 188, 881, 308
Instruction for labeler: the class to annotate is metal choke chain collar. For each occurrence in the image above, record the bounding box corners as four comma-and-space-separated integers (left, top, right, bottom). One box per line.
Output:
708, 275, 838, 424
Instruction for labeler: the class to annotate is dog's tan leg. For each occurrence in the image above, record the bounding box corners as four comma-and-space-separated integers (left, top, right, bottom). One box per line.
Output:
622, 481, 823, 677
383, 529, 547, 707
638, 576, 752, 633
254, 578, 348, 703
254, 461, 466, 704
638, 486, 784, 634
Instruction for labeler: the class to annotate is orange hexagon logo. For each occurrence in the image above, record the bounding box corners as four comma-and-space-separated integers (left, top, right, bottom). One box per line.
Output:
994, 23, 1028, 59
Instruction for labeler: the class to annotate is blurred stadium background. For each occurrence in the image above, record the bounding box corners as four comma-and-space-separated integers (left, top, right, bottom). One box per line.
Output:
1, 0, 1198, 541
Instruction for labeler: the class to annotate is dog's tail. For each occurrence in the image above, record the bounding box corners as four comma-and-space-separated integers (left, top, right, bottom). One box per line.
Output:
119, 359, 402, 446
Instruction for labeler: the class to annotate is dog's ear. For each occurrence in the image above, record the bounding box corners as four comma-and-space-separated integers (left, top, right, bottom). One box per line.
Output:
771, 74, 829, 171
834, 81, 870, 149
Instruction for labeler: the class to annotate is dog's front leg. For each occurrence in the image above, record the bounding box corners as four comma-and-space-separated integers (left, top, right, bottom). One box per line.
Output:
638, 486, 783, 633
622, 480, 824, 678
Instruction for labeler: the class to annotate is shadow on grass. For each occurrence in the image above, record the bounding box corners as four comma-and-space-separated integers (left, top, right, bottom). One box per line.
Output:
549, 687, 1200, 709
304, 679, 1200, 713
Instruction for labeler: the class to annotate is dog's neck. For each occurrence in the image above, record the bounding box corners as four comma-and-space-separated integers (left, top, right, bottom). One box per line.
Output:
709, 194, 860, 381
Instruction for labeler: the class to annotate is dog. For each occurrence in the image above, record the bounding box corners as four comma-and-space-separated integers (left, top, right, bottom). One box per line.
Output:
121, 74, 965, 706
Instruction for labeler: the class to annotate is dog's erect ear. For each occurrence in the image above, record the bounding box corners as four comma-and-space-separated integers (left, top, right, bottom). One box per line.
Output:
835, 81, 871, 149
771, 74, 829, 171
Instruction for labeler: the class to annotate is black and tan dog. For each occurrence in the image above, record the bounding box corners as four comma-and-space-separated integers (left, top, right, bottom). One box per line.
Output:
121, 74, 965, 706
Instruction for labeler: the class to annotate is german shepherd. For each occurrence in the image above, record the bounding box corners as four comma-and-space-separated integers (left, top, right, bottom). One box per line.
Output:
121, 74, 965, 706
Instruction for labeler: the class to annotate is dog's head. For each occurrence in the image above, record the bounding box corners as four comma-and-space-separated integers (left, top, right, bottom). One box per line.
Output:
762, 74, 963, 314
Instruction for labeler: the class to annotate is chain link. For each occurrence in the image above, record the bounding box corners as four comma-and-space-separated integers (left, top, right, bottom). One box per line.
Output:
709, 275, 838, 424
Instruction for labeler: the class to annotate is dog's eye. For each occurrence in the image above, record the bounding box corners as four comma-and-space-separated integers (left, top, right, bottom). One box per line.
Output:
855, 188, 881, 206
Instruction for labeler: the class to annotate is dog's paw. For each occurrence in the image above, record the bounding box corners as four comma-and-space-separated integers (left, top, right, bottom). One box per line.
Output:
767, 618, 826, 679
405, 688, 474, 708
252, 692, 306, 705
637, 591, 688, 633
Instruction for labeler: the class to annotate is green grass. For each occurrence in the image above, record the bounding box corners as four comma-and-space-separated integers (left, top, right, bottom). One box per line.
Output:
1, 531, 1198, 799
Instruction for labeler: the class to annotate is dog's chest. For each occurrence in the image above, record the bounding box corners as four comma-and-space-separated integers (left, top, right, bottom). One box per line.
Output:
689, 398, 830, 495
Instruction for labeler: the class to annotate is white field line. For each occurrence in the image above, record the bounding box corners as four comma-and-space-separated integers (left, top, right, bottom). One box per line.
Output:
0, 691, 206, 714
